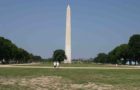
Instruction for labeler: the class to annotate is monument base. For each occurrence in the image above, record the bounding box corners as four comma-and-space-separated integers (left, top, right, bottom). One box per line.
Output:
64, 59, 71, 63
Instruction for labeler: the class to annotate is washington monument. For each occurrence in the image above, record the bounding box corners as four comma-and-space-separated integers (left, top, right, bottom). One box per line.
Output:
65, 0, 71, 63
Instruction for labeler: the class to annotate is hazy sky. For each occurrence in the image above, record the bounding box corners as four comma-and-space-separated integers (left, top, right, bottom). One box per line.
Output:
0, 0, 140, 59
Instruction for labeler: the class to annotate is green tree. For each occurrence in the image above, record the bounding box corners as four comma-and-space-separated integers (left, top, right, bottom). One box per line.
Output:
94, 53, 108, 64
108, 44, 130, 64
128, 34, 140, 65
108, 52, 118, 64
53, 49, 66, 63
0, 37, 17, 63
0, 36, 40, 64
32, 55, 42, 62
114, 44, 130, 65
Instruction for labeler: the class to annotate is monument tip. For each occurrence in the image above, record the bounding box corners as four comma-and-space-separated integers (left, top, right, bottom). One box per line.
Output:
67, 0, 70, 5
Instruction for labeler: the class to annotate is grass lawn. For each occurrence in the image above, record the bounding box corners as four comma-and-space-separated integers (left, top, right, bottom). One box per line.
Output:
0, 65, 140, 90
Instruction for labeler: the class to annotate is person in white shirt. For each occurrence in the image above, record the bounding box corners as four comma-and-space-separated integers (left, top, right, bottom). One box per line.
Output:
56, 61, 59, 68
53, 61, 57, 68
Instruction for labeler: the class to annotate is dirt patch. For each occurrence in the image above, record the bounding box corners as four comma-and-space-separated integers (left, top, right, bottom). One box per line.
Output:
0, 78, 16, 85
0, 76, 113, 90
71, 83, 113, 90
19, 76, 70, 90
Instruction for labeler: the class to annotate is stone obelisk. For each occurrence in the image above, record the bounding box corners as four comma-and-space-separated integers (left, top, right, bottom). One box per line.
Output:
65, 0, 71, 63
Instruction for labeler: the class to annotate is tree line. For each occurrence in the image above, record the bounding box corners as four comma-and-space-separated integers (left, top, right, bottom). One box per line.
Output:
0, 36, 42, 64
94, 34, 140, 65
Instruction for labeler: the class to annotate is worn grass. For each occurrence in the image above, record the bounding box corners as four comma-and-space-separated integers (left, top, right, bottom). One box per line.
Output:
0, 85, 30, 90
0, 66, 140, 90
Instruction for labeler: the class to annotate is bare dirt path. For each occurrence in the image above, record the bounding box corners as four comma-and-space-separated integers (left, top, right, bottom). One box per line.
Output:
0, 64, 140, 69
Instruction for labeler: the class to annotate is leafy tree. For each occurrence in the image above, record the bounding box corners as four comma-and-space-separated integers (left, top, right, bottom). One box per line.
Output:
108, 52, 118, 64
95, 34, 140, 65
32, 55, 42, 62
0, 36, 41, 64
94, 53, 108, 64
128, 34, 140, 65
53, 49, 66, 63
114, 44, 130, 65
108, 44, 131, 64
0, 37, 17, 63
